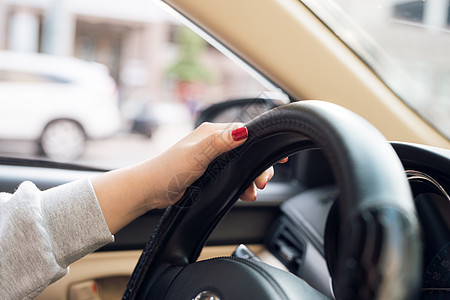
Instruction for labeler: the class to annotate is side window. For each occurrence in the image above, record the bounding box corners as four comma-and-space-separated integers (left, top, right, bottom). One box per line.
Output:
330, 0, 450, 139
393, 1, 450, 26
0, 2, 274, 168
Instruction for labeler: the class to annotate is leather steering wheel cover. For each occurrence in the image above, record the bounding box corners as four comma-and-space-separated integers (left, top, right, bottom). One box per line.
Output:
163, 257, 328, 300
124, 100, 422, 299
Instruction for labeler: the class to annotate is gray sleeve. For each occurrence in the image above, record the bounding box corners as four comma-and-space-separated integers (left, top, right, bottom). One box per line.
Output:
0, 179, 114, 299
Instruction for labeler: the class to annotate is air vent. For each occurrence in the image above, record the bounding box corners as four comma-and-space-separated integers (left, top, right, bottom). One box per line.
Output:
266, 216, 306, 275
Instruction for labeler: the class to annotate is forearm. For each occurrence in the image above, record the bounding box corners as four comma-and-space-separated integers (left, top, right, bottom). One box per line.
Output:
90, 124, 276, 235
0, 179, 113, 299
91, 158, 164, 234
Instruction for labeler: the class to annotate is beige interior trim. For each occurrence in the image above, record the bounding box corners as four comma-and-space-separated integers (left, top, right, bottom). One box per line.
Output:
37, 250, 140, 300
36, 245, 281, 299
163, 0, 450, 148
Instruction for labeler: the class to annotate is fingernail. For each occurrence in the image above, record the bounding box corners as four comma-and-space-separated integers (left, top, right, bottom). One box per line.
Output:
279, 157, 289, 163
263, 178, 269, 189
231, 127, 248, 141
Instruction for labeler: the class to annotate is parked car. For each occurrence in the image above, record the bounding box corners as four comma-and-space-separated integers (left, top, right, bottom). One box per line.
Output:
0, 51, 121, 160
0, 0, 449, 299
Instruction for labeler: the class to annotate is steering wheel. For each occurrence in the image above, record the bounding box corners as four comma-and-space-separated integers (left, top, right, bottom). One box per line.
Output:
122, 101, 422, 300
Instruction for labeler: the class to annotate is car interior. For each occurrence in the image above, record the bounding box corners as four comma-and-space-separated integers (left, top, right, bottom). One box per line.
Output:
1, 0, 449, 299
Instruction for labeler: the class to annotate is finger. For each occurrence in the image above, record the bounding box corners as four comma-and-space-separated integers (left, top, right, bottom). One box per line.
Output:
254, 166, 274, 189
278, 157, 289, 163
240, 182, 257, 201
195, 124, 248, 164
193, 122, 244, 139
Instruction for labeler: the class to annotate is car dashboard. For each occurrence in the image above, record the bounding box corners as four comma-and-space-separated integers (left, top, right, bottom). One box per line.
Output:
392, 142, 450, 299
0, 141, 449, 299
266, 142, 450, 299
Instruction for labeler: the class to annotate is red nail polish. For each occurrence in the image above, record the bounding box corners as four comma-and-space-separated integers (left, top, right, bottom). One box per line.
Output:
231, 127, 248, 141
263, 178, 269, 189
279, 157, 289, 163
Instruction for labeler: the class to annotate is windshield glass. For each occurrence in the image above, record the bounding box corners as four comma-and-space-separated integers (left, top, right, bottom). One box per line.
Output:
0, 0, 277, 169
302, 0, 450, 139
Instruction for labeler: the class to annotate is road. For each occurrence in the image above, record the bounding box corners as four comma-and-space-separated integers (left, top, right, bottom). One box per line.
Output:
0, 122, 193, 170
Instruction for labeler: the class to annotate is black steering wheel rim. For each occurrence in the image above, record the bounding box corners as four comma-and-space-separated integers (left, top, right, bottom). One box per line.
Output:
123, 100, 422, 300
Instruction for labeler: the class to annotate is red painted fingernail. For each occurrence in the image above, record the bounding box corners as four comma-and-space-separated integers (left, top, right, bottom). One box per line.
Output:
231, 127, 248, 141
263, 178, 269, 189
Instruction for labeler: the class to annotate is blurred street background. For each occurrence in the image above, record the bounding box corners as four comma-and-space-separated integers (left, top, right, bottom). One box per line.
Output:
0, 0, 269, 168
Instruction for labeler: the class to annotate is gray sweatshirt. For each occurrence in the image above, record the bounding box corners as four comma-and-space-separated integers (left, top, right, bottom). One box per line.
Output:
0, 179, 114, 299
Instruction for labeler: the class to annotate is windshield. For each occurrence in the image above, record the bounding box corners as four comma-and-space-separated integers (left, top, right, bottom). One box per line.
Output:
2, 0, 448, 169
302, 0, 450, 139
0, 0, 275, 169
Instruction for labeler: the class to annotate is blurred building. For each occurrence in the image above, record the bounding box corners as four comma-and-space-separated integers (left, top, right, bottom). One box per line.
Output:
0, 0, 265, 106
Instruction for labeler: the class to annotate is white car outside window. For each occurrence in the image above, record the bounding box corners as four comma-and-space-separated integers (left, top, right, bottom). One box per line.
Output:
0, 51, 121, 161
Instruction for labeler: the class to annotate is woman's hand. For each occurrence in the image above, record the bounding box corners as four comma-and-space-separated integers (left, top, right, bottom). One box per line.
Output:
149, 122, 274, 207
92, 122, 278, 234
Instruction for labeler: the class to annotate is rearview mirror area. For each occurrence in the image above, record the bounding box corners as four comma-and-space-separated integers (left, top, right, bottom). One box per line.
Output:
195, 98, 295, 183
195, 98, 285, 127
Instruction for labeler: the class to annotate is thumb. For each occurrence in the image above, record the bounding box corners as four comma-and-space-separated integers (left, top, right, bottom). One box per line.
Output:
218, 126, 248, 153
230, 126, 249, 143
197, 125, 248, 164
